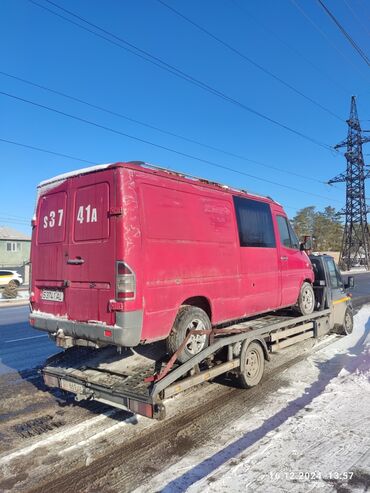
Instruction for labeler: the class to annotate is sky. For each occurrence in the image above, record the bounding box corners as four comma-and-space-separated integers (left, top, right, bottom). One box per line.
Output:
1, 0, 370, 236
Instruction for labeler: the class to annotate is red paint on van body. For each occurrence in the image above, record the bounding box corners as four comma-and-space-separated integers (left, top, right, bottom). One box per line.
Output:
30, 162, 314, 347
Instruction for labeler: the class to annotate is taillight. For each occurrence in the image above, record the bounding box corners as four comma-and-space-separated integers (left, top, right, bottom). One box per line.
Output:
116, 261, 136, 301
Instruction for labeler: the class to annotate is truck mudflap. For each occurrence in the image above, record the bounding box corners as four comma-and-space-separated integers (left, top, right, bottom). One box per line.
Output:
41, 310, 331, 420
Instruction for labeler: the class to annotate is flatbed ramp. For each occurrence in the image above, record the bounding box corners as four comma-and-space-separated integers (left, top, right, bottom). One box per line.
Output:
43, 310, 331, 419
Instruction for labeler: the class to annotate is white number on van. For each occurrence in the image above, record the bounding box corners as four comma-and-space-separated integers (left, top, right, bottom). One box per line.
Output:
49, 211, 55, 228
77, 205, 98, 224
58, 209, 64, 226
43, 209, 64, 229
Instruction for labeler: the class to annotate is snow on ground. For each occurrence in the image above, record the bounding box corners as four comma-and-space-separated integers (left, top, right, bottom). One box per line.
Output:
138, 306, 370, 493
0, 291, 28, 302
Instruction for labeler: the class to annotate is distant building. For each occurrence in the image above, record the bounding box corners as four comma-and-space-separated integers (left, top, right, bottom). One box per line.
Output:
0, 226, 31, 282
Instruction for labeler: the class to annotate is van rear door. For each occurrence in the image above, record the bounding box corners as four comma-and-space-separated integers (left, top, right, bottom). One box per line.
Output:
66, 170, 117, 324
35, 168, 117, 325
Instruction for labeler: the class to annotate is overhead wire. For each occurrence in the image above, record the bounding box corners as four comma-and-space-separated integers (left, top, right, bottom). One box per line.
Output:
0, 71, 330, 185
231, 0, 351, 96
0, 91, 343, 205
289, 0, 370, 82
156, 0, 344, 122
0, 137, 97, 165
317, 0, 370, 67
343, 0, 370, 37
26, 0, 336, 153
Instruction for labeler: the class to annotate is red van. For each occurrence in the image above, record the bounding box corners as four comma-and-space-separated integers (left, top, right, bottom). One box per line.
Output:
29, 162, 314, 362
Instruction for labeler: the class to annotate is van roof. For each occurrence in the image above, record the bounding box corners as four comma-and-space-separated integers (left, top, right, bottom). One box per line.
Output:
37, 161, 281, 206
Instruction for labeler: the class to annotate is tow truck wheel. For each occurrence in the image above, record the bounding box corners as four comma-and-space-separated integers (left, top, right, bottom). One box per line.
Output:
295, 282, 315, 315
238, 341, 265, 389
166, 306, 210, 364
340, 308, 353, 335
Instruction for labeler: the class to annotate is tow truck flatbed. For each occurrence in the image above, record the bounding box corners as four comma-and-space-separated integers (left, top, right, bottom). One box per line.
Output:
43, 309, 332, 419
41, 254, 354, 420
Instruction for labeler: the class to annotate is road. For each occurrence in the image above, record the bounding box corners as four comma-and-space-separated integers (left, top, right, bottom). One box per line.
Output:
1, 273, 368, 377
0, 274, 369, 492
0, 305, 60, 375
347, 271, 370, 301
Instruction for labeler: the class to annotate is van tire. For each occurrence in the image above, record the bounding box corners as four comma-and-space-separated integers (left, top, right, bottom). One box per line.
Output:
166, 306, 210, 363
295, 282, 315, 315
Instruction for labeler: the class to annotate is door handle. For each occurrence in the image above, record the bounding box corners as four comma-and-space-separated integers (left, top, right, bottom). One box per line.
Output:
67, 258, 84, 265
280, 256, 288, 261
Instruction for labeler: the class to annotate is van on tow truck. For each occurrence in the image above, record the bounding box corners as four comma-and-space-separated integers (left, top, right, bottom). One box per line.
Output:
29, 162, 315, 364
41, 253, 354, 420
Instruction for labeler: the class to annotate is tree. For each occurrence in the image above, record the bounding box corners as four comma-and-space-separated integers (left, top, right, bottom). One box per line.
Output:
291, 206, 316, 238
292, 206, 343, 251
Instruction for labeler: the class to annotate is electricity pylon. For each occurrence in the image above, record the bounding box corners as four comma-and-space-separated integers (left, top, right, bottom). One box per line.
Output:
328, 96, 370, 270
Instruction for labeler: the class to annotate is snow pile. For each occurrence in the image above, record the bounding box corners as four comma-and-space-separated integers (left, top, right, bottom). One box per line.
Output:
140, 306, 370, 493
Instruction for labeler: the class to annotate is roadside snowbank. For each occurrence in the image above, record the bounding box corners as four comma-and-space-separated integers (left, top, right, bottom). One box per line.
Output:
140, 306, 370, 493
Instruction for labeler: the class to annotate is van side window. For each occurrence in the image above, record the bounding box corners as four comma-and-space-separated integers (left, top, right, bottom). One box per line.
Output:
233, 196, 276, 248
325, 257, 343, 289
277, 216, 299, 250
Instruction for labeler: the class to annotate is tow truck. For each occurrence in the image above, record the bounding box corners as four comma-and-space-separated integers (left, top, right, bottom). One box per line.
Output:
41, 254, 354, 420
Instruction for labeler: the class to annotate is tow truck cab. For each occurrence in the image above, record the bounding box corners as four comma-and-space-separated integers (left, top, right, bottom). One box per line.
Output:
310, 254, 354, 334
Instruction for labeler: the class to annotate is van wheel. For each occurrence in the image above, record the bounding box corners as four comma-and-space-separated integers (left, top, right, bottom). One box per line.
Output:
238, 341, 265, 389
295, 282, 315, 315
166, 306, 210, 363
340, 308, 353, 335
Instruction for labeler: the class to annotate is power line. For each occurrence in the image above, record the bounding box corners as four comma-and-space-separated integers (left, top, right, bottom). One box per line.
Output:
0, 91, 343, 204
289, 0, 370, 82
0, 71, 328, 185
156, 0, 344, 122
26, 0, 335, 152
0, 137, 342, 217
231, 0, 351, 96
0, 217, 30, 225
343, 0, 370, 37
317, 0, 370, 67
0, 137, 97, 165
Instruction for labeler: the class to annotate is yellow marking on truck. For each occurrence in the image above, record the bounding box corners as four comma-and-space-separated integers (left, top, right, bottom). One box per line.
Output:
333, 296, 351, 305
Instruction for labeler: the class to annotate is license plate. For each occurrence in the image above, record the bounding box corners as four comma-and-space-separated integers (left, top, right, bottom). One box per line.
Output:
41, 289, 64, 302
60, 379, 84, 394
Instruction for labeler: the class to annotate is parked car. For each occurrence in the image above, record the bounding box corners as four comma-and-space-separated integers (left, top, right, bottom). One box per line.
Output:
29, 162, 315, 362
0, 270, 23, 287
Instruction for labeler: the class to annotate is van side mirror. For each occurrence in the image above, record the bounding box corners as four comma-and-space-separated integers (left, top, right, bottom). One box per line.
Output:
300, 237, 312, 251
344, 276, 354, 289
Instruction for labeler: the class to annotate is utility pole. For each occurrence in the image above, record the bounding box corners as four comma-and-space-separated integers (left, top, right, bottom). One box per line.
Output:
328, 96, 370, 270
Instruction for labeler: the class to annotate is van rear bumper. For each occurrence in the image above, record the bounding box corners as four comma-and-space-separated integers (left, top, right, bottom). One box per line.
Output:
29, 310, 143, 347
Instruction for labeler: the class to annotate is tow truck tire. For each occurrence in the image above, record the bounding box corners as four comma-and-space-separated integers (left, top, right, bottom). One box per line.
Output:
166, 306, 210, 364
295, 282, 315, 316
340, 308, 353, 335
238, 341, 265, 389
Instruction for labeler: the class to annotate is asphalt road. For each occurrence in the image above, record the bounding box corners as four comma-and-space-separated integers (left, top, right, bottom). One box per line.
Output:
0, 272, 369, 377
347, 272, 370, 300
0, 305, 60, 375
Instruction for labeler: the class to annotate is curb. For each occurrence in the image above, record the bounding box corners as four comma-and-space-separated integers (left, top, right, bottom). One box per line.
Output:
0, 300, 29, 309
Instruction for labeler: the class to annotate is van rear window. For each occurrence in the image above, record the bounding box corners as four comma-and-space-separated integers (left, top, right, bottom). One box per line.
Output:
73, 182, 109, 241
37, 191, 67, 244
233, 196, 276, 248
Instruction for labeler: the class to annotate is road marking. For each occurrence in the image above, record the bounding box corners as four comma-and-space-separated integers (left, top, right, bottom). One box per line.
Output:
5, 334, 48, 343
61, 415, 138, 455
0, 409, 121, 466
